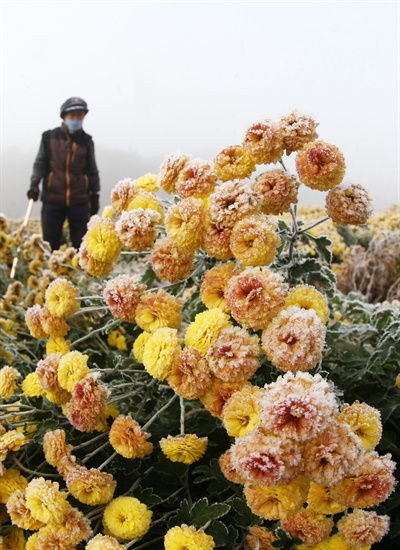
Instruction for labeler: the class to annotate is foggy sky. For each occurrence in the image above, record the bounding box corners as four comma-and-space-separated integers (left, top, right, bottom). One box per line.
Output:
1, 0, 399, 219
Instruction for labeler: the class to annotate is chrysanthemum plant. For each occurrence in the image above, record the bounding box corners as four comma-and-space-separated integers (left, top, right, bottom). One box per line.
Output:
0, 112, 398, 550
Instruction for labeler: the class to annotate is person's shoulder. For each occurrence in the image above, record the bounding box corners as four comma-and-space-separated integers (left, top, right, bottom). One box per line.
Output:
42, 127, 63, 139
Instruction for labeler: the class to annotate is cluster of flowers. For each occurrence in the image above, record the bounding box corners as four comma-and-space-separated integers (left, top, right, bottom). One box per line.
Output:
0, 110, 394, 549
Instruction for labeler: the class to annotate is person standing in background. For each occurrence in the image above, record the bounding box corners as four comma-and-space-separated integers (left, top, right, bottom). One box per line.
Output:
27, 97, 100, 250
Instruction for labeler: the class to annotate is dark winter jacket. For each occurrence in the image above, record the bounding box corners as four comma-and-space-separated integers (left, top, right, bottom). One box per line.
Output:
30, 124, 100, 206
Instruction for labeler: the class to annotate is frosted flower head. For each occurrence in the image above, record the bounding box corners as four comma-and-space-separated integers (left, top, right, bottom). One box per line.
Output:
302, 421, 365, 486
116, 208, 160, 251
214, 145, 256, 182
200, 378, 246, 419
126, 189, 164, 222
244, 475, 309, 520
208, 180, 260, 229
202, 214, 234, 260
111, 178, 138, 214
252, 169, 299, 215
21, 372, 46, 398
46, 335, 70, 355
231, 430, 303, 486
306, 481, 348, 515
66, 466, 116, 505
336, 509, 390, 548
285, 284, 329, 324
102, 496, 152, 541
165, 197, 206, 252
164, 524, 215, 550
43, 429, 73, 470
258, 371, 338, 442
325, 183, 373, 225
219, 449, 247, 484
109, 415, 153, 459
261, 306, 326, 372
167, 346, 212, 399
281, 507, 333, 546
175, 158, 218, 198
337, 400, 382, 450
246, 526, 277, 550
44, 277, 79, 318
185, 308, 231, 356
150, 237, 195, 282
78, 242, 114, 278
132, 331, 152, 363
200, 261, 237, 312
136, 172, 159, 192
0, 430, 26, 461
86, 534, 126, 549
206, 326, 261, 383
0, 468, 28, 505
6, 490, 45, 530
57, 350, 90, 393
85, 217, 122, 263
295, 140, 346, 191
0, 366, 20, 399
40, 306, 70, 337
135, 289, 182, 333
279, 110, 319, 155
224, 267, 288, 331
230, 214, 281, 267
36, 353, 62, 392
25, 304, 48, 339
142, 327, 182, 380
104, 274, 146, 323
330, 451, 397, 508
222, 385, 261, 438
25, 477, 69, 524
66, 373, 109, 432
160, 434, 208, 464
242, 119, 284, 164
158, 151, 191, 193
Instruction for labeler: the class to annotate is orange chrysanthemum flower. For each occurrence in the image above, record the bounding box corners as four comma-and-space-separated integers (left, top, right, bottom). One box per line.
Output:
109, 415, 153, 459
230, 214, 281, 267
295, 140, 345, 191
252, 169, 298, 215
150, 238, 195, 282
242, 119, 284, 164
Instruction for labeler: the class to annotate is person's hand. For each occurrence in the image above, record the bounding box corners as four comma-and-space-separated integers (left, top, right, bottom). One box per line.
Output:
90, 194, 100, 216
27, 186, 39, 201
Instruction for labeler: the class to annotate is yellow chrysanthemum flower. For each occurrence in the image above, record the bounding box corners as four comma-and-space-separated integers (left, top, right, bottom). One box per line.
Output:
133, 332, 152, 363
164, 524, 215, 550
25, 477, 69, 524
285, 284, 329, 324
160, 434, 208, 464
46, 336, 70, 355
85, 219, 122, 262
44, 278, 79, 318
185, 308, 231, 356
135, 290, 182, 333
244, 476, 310, 520
200, 262, 236, 312
22, 372, 46, 398
165, 197, 205, 252
0, 431, 27, 461
337, 401, 382, 450
0, 469, 28, 504
296, 534, 371, 550
142, 328, 181, 380
306, 481, 348, 515
0, 366, 20, 399
136, 173, 160, 192
66, 466, 116, 506
396, 374, 400, 389
102, 496, 152, 541
107, 329, 128, 351
127, 189, 164, 222
214, 145, 256, 182
57, 351, 90, 393
222, 385, 261, 438
102, 205, 115, 219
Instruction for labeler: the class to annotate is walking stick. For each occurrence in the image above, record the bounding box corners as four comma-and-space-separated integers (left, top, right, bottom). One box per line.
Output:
10, 198, 35, 279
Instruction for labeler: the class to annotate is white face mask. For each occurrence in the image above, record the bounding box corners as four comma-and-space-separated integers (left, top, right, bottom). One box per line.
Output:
65, 118, 83, 133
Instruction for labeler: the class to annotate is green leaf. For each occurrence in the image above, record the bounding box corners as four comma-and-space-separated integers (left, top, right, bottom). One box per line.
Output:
191, 497, 230, 529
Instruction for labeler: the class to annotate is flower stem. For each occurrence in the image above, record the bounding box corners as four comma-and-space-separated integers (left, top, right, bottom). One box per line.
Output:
81, 440, 110, 464
73, 431, 108, 450
97, 450, 118, 471
298, 215, 330, 234
180, 396, 185, 436
142, 394, 178, 431
70, 320, 120, 347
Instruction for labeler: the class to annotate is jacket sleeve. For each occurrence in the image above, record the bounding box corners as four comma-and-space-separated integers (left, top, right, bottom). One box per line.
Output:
86, 139, 100, 197
30, 133, 49, 186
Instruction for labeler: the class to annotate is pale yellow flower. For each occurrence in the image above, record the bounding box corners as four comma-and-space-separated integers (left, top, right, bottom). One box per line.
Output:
185, 308, 231, 356
44, 277, 79, 318
142, 328, 182, 380
25, 477, 69, 524
160, 434, 208, 464
136, 173, 160, 192
102, 496, 152, 541
164, 524, 215, 550
57, 350, 90, 392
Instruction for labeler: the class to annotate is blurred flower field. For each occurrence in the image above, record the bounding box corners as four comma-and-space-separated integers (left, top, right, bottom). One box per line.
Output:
0, 112, 399, 549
